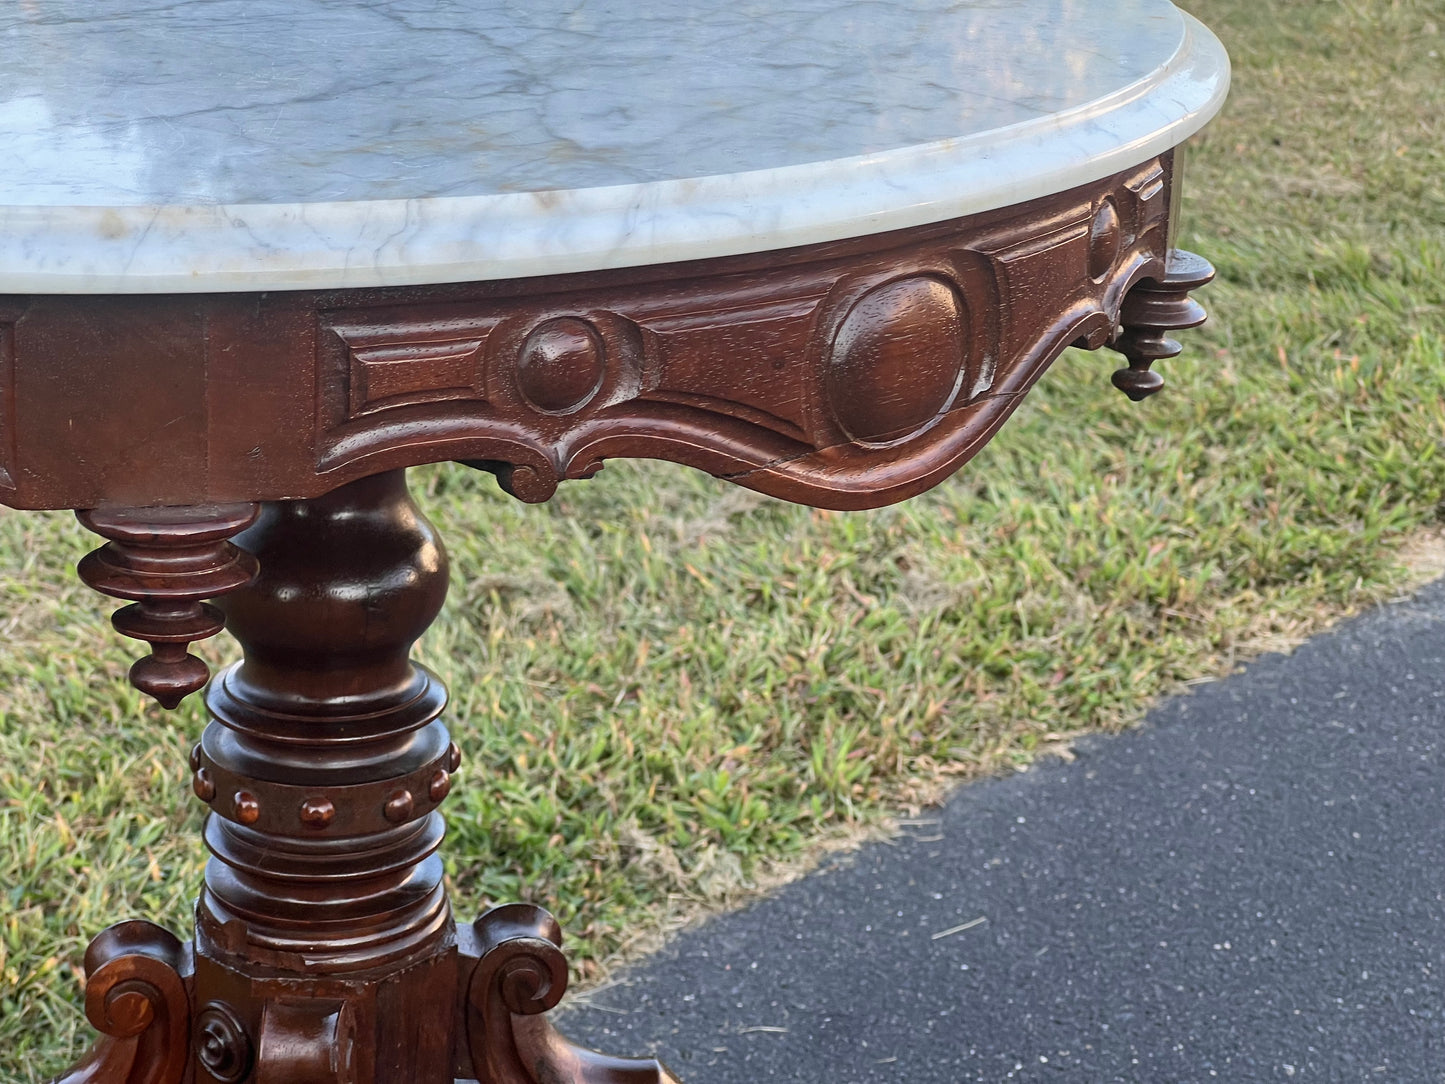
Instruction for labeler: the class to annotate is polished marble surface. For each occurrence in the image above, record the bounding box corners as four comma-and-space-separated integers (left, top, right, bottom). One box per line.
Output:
0, 0, 1229, 292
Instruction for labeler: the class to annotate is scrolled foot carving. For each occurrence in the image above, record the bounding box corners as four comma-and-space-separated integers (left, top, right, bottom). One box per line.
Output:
77, 503, 260, 708
47, 921, 192, 1084
1108, 249, 1215, 401
463, 904, 679, 1084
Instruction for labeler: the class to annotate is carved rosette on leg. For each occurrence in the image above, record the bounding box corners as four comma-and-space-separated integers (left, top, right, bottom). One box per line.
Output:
1107, 249, 1215, 401
76, 503, 260, 708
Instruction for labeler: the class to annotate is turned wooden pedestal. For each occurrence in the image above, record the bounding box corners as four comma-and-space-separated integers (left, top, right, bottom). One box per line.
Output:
68, 472, 679, 1084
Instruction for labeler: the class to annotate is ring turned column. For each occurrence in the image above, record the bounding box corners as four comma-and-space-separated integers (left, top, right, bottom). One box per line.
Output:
67, 469, 675, 1084
191, 470, 455, 1084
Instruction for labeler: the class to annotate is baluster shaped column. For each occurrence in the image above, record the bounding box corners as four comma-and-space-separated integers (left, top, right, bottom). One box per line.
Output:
188, 470, 459, 1084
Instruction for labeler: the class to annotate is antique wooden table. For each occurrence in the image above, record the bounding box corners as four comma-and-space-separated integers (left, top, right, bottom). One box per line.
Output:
3, 2, 1227, 1082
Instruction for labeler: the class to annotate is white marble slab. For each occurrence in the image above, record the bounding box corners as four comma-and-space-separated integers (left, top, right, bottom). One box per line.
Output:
0, 0, 1229, 293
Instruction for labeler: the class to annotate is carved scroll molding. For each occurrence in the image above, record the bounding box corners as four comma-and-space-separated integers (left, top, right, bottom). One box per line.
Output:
460, 904, 678, 1084
46, 921, 192, 1084
77, 503, 260, 708
0, 155, 1208, 513
308, 158, 1197, 510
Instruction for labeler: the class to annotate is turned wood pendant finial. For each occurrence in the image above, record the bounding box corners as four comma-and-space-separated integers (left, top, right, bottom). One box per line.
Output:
1109, 249, 1215, 401
77, 503, 260, 709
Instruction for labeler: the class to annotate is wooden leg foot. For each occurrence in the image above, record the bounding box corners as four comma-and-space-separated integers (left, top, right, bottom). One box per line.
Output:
511, 1018, 681, 1084
461, 905, 680, 1084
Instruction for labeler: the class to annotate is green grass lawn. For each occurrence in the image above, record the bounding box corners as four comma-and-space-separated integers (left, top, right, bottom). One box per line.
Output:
3, 2, 1444, 1078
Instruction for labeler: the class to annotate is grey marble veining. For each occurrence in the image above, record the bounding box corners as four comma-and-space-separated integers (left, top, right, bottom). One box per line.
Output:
0, 0, 1230, 292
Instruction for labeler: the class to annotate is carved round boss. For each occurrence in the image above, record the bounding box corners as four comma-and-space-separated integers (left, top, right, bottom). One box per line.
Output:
516, 317, 607, 415
825, 275, 973, 445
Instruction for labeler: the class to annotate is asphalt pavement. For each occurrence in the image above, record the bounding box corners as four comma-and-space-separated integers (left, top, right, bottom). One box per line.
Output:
558, 577, 1445, 1082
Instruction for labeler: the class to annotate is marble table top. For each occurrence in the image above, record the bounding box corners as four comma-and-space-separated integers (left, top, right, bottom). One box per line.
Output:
0, 0, 1228, 293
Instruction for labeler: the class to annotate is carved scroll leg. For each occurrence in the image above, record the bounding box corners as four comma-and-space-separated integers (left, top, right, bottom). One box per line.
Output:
461, 904, 680, 1084
76, 503, 260, 709
1107, 249, 1215, 401
47, 921, 192, 1084
509, 1018, 681, 1084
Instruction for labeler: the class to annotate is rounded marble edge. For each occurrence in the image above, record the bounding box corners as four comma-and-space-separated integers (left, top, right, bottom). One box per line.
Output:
0, 13, 1229, 295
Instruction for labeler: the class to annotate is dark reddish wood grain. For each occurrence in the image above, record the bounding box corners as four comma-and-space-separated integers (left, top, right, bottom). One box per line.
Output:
8, 158, 1199, 514
39, 152, 1213, 1084
59, 473, 677, 1084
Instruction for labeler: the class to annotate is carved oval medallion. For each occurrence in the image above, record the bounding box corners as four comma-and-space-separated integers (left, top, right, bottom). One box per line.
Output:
517, 317, 606, 415
1089, 199, 1122, 281
825, 276, 969, 445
